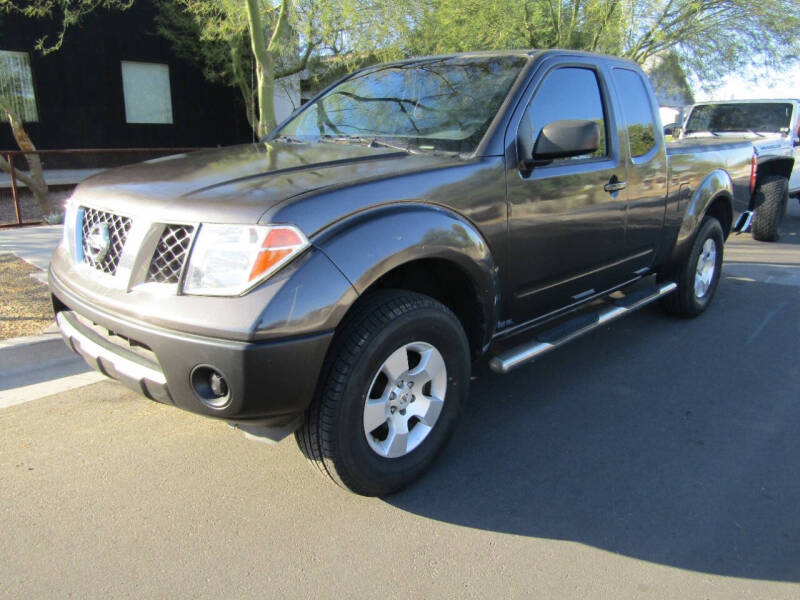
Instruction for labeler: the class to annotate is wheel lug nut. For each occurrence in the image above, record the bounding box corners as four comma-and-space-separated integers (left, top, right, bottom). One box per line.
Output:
399, 409, 406, 415
408, 381, 414, 388
390, 407, 396, 414
389, 392, 396, 400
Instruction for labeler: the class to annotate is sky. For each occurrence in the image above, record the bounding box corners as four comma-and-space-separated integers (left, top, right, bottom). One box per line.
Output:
659, 63, 800, 124
691, 64, 800, 101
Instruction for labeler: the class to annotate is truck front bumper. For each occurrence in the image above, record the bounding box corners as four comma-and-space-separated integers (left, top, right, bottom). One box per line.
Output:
50, 270, 333, 423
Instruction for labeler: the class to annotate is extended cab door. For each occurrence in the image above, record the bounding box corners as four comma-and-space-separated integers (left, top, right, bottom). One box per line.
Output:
609, 67, 669, 268
505, 61, 629, 322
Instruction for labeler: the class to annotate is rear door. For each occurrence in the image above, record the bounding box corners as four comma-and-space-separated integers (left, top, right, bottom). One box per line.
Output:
504, 60, 629, 322
610, 67, 669, 268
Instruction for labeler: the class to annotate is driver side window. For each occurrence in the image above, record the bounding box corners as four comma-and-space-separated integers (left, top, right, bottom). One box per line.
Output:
520, 67, 608, 163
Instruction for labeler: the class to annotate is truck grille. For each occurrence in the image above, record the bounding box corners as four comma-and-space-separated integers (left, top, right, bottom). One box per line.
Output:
80, 208, 132, 275
146, 225, 195, 284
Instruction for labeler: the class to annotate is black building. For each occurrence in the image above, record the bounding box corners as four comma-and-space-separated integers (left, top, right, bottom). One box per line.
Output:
0, 2, 252, 152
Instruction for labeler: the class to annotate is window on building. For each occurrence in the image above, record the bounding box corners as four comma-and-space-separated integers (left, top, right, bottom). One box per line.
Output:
0, 51, 39, 122
121, 61, 173, 124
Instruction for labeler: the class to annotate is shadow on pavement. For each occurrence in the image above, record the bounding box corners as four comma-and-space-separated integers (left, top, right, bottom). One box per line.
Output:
780, 199, 800, 245
388, 274, 800, 582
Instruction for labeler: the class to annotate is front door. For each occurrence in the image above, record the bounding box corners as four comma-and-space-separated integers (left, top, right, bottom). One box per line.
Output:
505, 64, 629, 323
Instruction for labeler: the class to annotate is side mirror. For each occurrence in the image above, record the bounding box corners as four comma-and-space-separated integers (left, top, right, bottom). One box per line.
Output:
663, 123, 681, 138
531, 119, 601, 162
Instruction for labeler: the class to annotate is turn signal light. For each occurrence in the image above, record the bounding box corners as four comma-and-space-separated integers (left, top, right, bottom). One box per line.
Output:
749, 152, 758, 195
249, 226, 307, 281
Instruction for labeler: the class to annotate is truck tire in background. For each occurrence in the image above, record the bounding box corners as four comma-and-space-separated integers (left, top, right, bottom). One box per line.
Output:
660, 216, 724, 318
295, 290, 470, 496
751, 175, 789, 242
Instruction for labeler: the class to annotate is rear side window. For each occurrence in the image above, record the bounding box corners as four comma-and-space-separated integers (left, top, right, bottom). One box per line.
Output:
612, 68, 657, 158
523, 67, 608, 162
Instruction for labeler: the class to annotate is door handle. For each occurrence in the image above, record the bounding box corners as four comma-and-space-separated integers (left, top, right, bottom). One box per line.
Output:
604, 179, 627, 193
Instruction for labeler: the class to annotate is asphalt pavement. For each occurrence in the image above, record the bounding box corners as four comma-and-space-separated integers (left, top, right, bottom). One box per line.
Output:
1, 203, 799, 599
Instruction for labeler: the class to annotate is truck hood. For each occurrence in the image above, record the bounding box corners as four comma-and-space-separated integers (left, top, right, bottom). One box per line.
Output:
73, 142, 459, 225
750, 136, 793, 156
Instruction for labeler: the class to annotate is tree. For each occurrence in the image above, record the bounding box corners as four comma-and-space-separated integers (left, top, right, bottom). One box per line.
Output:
0, 102, 50, 214
155, 0, 416, 138
245, 0, 290, 137
407, 1, 800, 89
0, 0, 134, 54
0, 0, 133, 221
623, 0, 800, 86
154, 0, 283, 137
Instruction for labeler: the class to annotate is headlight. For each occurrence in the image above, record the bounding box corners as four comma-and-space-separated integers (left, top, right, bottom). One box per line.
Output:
183, 224, 308, 296
62, 197, 80, 260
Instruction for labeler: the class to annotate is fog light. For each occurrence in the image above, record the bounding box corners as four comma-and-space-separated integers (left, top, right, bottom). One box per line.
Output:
191, 365, 231, 409
209, 372, 228, 397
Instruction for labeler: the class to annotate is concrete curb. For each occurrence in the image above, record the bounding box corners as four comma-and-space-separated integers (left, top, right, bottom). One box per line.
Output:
0, 225, 106, 404
0, 224, 62, 272
0, 371, 107, 410
0, 329, 76, 378
0, 328, 105, 407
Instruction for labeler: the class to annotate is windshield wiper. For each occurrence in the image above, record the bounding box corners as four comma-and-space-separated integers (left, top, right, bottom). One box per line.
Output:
367, 138, 418, 153
272, 135, 304, 144
701, 129, 766, 138
318, 135, 419, 154
714, 129, 767, 138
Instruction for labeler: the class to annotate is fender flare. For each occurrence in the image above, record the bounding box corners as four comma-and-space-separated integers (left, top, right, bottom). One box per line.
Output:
313, 203, 501, 349
754, 155, 794, 193
669, 169, 734, 265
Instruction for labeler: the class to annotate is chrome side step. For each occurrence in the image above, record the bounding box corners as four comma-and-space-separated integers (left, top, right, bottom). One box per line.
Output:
489, 281, 677, 374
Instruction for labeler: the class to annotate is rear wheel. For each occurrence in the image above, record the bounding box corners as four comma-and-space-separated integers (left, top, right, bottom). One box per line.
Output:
751, 175, 788, 242
295, 290, 470, 496
660, 216, 724, 318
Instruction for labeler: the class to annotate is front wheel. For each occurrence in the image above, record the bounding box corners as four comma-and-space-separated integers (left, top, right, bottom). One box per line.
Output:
295, 290, 470, 496
660, 216, 724, 318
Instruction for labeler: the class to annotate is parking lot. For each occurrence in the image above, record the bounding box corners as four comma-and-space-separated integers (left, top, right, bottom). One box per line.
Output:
1, 203, 799, 599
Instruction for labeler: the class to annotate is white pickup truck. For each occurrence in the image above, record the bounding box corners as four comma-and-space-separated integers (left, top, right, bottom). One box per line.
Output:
679, 99, 800, 241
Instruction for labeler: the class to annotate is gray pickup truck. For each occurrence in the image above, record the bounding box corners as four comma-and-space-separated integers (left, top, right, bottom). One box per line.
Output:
680, 99, 800, 241
50, 50, 757, 495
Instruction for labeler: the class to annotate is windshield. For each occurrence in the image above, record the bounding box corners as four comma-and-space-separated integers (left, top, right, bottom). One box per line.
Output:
275, 55, 528, 153
685, 103, 793, 135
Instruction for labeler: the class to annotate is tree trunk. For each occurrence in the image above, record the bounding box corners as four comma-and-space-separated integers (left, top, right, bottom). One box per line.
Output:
245, 0, 290, 139
230, 38, 257, 133
259, 53, 277, 136
0, 102, 57, 220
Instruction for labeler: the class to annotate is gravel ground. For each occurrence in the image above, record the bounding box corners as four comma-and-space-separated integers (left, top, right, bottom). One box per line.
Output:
0, 253, 54, 340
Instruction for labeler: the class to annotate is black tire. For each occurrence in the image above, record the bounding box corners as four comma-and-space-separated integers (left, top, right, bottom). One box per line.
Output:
751, 175, 788, 242
660, 216, 724, 318
295, 289, 470, 496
